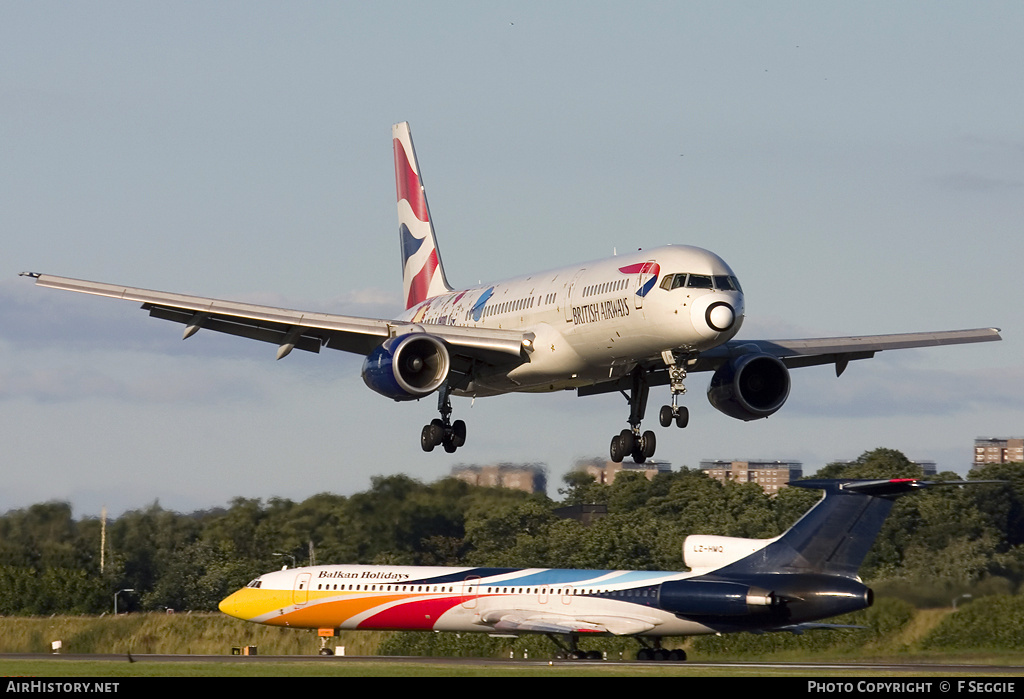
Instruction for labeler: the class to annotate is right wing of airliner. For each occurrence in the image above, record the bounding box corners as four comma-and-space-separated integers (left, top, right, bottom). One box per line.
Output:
20, 273, 530, 367
581, 327, 1002, 401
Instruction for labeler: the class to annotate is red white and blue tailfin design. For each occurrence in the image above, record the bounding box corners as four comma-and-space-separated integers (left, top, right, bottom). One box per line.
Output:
393, 122, 452, 310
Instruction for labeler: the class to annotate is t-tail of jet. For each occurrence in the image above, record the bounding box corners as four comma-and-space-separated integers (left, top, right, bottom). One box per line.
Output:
393, 121, 452, 309
659, 478, 1003, 632
719, 478, 931, 578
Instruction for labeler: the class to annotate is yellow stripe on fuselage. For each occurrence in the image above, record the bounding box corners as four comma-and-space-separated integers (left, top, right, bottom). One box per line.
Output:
219, 586, 421, 628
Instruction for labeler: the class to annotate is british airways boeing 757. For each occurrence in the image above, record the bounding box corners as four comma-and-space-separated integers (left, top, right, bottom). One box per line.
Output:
219, 478, 997, 660
21, 123, 1000, 461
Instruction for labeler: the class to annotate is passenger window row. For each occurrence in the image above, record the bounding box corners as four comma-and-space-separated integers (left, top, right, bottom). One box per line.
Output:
582, 279, 629, 298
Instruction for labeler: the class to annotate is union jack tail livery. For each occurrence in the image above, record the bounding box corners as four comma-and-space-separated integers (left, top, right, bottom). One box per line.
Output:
394, 121, 452, 309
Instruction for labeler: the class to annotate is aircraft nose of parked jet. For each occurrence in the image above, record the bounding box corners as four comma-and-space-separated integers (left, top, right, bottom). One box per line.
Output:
218, 588, 250, 620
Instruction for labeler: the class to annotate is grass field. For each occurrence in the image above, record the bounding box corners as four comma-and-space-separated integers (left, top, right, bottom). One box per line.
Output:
2, 610, 1024, 678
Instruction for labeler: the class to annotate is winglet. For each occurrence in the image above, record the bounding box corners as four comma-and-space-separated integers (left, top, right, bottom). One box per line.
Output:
393, 122, 452, 310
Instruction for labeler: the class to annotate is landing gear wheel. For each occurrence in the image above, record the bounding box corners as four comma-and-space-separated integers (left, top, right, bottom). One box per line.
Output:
618, 429, 635, 455
675, 407, 689, 429
610, 434, 625, 463
642, 430, 656, 458
660, 404, 688, 429
452, 419, 467, 448
318, 647, 334, 656
421, 424, 438, 452
668, 649, 687, 662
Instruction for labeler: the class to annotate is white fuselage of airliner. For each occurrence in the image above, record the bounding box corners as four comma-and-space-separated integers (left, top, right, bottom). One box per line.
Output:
397, 244, 744, 396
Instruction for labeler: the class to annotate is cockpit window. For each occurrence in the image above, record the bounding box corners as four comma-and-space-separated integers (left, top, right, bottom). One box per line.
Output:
715, 275, 742, 292
661, 273, 742, 292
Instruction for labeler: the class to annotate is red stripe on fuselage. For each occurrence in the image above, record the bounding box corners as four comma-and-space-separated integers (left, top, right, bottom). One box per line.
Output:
357, 595, 465, 631
394, 138, 429, 223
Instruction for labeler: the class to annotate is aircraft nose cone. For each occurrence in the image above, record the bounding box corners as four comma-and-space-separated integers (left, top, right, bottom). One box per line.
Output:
218, 589, 246, 619
705, 302, 735, 332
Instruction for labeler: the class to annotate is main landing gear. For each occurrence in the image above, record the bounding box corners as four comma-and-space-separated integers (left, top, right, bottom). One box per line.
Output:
546, 633, 604, 661
420, 384, 466, 453
609, 353, 690, 464
545, 633, 687, 662
636, 644, 687, 662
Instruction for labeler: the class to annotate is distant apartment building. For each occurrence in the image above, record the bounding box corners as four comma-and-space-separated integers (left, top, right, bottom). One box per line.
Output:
974, 437, 1024, 467
699, 460, 803, 495
915, 461, 937, 476
450, 463, 547, 494
573, 457, 672, 485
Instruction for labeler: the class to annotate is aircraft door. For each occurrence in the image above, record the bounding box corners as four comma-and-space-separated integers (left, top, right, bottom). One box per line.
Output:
634, 260, 658, 310
292, 572, 312, 606
564, 269, 586, 322
461, 575, 481, 610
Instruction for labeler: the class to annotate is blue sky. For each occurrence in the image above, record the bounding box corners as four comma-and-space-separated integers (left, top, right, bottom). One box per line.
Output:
3, 2, 1022, 516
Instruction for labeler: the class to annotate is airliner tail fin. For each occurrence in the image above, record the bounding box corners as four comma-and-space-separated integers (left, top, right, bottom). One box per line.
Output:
393, 122, 452, 310
721, 478, 1002, 578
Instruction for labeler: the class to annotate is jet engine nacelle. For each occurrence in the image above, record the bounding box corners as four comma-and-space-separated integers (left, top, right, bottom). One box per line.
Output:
361, 333, 451, 401
707, 353, 790, 421
657, 579, 777, 616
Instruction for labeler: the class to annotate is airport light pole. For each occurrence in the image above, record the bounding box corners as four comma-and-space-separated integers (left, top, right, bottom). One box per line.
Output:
114, 588, 135, 615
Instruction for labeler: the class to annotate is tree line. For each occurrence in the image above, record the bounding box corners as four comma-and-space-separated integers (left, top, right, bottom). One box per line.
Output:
1, 448, 1021, 616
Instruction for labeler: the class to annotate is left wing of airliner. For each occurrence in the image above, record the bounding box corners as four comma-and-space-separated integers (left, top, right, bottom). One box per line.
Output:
20, 272, 530, 369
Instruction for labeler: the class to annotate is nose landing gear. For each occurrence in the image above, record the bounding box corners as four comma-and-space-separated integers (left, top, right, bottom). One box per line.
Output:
658, 350, 690, 429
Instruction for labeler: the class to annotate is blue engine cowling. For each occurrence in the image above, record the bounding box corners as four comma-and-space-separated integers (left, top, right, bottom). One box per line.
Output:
657, 580, 777, 616
361, 333, 451, 401
707, 353, 790, 421
658, 575, 872, 622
